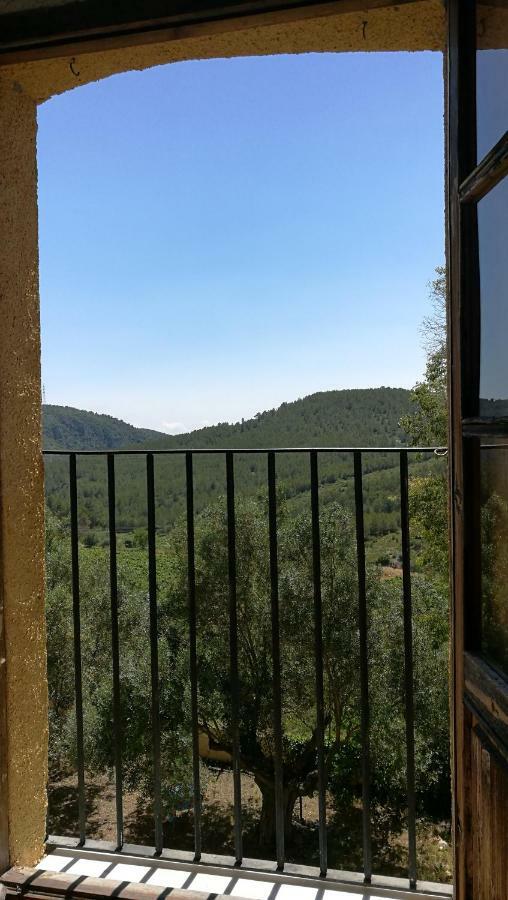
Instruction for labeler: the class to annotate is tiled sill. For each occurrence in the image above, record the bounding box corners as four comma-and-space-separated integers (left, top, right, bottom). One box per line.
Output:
0, 847, 452, 900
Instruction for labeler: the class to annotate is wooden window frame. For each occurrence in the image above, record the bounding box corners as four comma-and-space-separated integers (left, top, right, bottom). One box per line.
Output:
449, 0, 508, 771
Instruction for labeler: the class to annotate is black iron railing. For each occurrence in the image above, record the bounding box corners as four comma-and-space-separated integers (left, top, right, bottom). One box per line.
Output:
43, 446, 446, 889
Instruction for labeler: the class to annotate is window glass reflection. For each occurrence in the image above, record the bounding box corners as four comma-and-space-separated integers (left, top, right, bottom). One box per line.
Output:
479, 177, 508, 417
477, 3, 508, 161
481, 441, 508, 678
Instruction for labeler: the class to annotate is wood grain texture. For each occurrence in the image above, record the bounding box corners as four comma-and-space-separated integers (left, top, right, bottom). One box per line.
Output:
460, 130, 508, 203
0, 867, 223, 900
0, 544, 9, 873
467, 720, 508, 900
446, 1, 477, 895
465, 653, 508, 749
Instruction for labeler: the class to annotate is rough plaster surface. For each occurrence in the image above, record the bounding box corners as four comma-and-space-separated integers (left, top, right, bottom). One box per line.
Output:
3, 0, 445, 103
478, 5, 508, 50
0, 79, 48, 866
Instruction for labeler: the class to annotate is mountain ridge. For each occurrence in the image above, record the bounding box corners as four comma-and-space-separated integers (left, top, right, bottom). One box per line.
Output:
43, 404, 167, 451
43, 388, 424, 542
43, 387, 412, 452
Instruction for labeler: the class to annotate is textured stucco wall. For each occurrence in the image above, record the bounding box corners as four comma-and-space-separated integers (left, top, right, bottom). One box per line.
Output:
4, 0, 445, 103
0, 78, 48, 866
478, 5, 508, 50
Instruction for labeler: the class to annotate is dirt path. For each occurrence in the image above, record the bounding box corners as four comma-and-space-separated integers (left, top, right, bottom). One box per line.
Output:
47, 768, 451, 883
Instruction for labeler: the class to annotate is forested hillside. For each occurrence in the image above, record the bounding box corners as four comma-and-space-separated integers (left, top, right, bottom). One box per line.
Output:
44, 276, 452, 882
45, 384, 451, 880
43, 388, 443, 550
43, 405, 165, 450
44, 388, 412, 453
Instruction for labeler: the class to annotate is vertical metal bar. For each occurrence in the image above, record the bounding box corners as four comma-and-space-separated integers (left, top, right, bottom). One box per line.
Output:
267, 451, 285, 870
107, 453, 123, 850
186, 452, 202, 861
225, 451, 243, 864
310, 450, 327, 877
399, 450, 417, 889
69, 452, 86, 845
353, 451, 372, 884
146, 453, 163, 854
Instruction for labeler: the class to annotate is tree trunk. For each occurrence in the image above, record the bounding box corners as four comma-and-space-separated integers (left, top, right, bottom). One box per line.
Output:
257, 780, 299, 850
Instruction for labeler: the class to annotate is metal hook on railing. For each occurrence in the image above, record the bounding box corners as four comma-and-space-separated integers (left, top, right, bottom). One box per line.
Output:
434, 448, 448, 457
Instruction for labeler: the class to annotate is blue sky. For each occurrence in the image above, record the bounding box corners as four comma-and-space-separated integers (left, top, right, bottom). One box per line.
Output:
37, 51, 444, 434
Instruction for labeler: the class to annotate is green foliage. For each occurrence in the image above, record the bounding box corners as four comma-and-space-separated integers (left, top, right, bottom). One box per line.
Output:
327, 573, 450, 851
46, 489, 450, 851
369, 577, 450, 819
46, 523, 196, 807
44, 374, 451, 862
400, 268, 449, 585
43, 405, 165, 451
481, 490, 508, 674
408, 474, 449, 583
46, 509, 74, 773
160, 495, 370, 843
133, 527, 148, 549
44, 388, 441, 543
400, 268, 447, 447
45, 388, 413, 455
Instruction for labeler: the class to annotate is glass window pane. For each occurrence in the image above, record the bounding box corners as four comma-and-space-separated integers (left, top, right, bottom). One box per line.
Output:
481, 440, 508, 677
479, 177, 508, 417
477, 2, 508, 161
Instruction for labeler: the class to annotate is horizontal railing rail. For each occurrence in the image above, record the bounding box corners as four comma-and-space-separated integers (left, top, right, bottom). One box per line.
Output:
44, 446, 446, 455
43, 446, 447, 891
